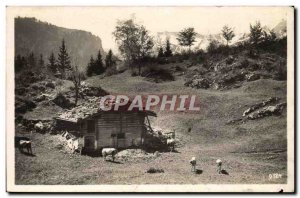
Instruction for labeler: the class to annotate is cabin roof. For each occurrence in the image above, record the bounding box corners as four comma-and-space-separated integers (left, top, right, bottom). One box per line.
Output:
56, 96, 156, 123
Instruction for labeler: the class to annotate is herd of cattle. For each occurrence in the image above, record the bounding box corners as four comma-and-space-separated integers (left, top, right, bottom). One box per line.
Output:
15, 134, 225, 174
15, 132, 177, 158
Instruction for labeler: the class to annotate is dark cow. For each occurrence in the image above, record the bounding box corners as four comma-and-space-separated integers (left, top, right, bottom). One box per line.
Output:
19, 140, 33, 154
15, 136, 32, 155
15, 136, 30, 148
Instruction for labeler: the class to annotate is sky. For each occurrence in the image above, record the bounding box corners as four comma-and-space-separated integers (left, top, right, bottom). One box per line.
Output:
8, 6, 289, 53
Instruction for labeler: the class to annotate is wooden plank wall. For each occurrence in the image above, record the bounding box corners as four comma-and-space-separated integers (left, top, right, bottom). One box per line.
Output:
95, 112, 145, 148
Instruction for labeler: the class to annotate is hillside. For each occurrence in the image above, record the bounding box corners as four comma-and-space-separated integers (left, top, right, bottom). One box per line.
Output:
13, 14, 288, 185
15, 17, 105, 69
15, 46, 287, 184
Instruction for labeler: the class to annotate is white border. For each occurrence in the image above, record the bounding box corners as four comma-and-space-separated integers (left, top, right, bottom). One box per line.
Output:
3, 3, 296, 195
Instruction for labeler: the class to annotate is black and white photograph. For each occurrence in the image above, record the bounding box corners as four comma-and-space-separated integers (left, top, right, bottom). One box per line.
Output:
6, 6, 295, 193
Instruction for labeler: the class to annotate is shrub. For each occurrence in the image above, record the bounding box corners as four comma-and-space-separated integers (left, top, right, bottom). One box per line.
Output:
274, 61, 287, 81
240, 59, 250, 68
105, 66, 118, 76
207, 39, 220, 53
131, 70, 138, 77
141, 67, 175, 83
146, 168, 164, 174
188, 49, 205, 65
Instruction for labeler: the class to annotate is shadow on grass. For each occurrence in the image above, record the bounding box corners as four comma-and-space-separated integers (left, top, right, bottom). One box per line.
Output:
106, 160, 123, 164
195, 169, 203, 174
221, 169, 229, 175
20, 152, 36, 157
170, 149, 181, 153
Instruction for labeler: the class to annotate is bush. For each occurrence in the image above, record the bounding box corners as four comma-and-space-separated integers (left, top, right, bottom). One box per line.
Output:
146, 168, 164, 174
105, 66, 118, 76
274, 62, 287, 80
207, 40, 220, 53
225, 55, 234, 65
258, 37, 287, 57
52, 92, 74, 109
240, 59, 250, 69
141, 67, 175, 83
188, 49, 205, 65
131, 70, 138, 77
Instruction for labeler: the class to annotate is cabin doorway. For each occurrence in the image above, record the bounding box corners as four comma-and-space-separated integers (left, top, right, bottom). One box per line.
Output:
84, 136, 95, 150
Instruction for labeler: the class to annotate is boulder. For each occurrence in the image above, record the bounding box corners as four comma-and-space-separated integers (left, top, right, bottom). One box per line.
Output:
81, 86, 108, 97
52, 93, 73, 109
34, 121, 45, 132
214, 72, 244, 89
226, 55, 234, 65
31, 83, 46, 92
192, 78, 210, 89
247, 103, 285, 120
246, 73, 260, 81
35, 94, 47, 102
45, 81, 55, 89
243, 97, 280, 116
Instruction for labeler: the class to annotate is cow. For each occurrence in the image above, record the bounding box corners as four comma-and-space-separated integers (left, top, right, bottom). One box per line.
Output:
167, 138, 176, 152
216, 159, 222, 174
102, 148, 118, 161
15, 136, 30, 148
19, 140, 33, 155
190, 157, 197, 172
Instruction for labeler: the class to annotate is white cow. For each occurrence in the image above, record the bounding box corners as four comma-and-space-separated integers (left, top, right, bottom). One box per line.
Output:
167, 138, 176, 152
216, 159, 222, 173
102, 148, 118, 161
190, 157, 197, 172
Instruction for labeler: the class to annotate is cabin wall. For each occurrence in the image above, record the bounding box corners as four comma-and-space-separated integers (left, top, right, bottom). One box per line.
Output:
80, 112, 146, 150
80, 119, 97, 150
55, 119, 80, 132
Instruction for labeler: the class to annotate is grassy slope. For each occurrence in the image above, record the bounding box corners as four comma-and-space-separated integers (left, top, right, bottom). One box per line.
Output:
16, 70, 287, 185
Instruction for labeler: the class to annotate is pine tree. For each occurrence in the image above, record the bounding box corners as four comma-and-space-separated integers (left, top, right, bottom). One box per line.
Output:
39, 54, 45, 68
105, 49, 116, 68
15, 55, 23, 72
250, 21, 263, 46
21, 56, 27, 68
86, 56, 95, 77
164, 39, 173, 57
94, 50, 105, 75
157, 47, 164, 58
57, 39, 71, 78
48, 52, 57, 73
27, 52, 36, 68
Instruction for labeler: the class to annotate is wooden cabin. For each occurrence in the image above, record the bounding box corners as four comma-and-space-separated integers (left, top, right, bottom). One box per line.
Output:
55, 101, 156, 151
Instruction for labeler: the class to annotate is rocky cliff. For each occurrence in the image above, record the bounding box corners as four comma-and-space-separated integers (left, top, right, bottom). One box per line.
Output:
15, 17, 105, 70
